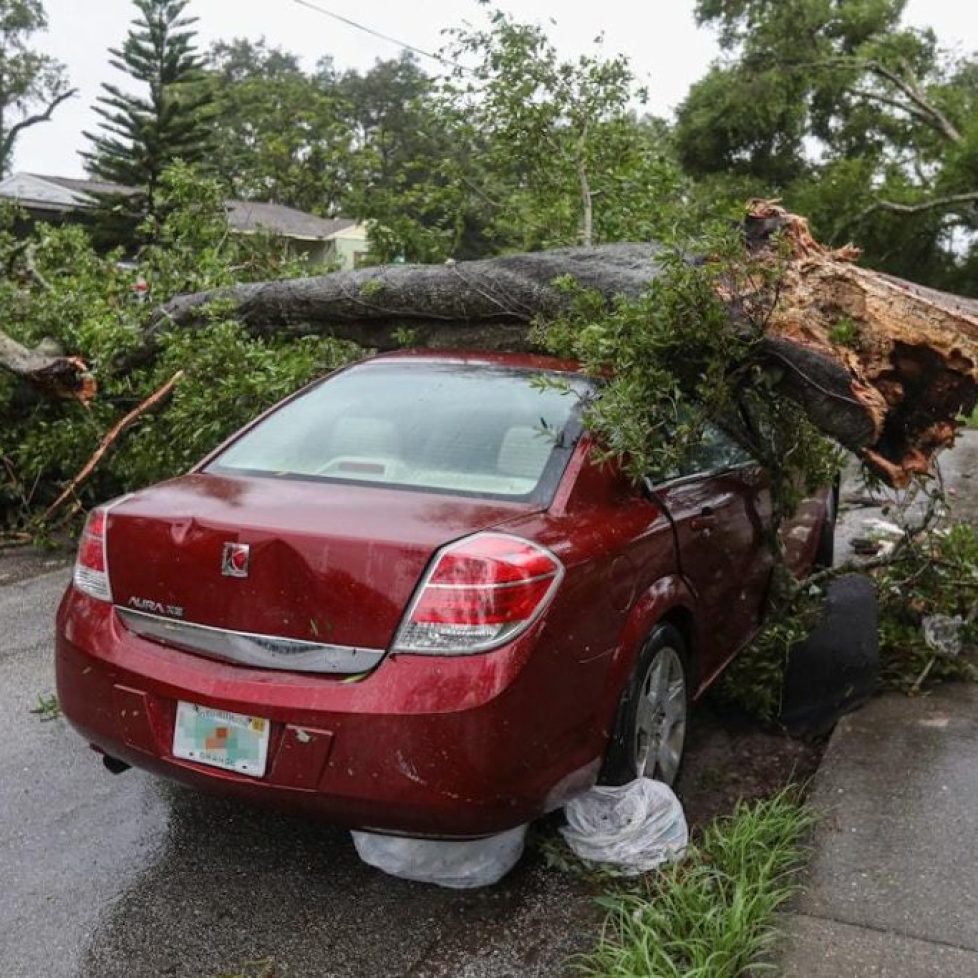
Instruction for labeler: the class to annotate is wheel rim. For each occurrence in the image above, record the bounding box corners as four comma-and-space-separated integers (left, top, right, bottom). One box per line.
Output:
634, 646, 687, 784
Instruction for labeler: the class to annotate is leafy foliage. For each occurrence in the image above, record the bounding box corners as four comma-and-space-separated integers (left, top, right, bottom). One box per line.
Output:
0, 164, 356, 528
442, 6, 685, 251
197, 8, 686, 263
714, 602, 820, 722
677, 0, 978, 294
536, 226, 841, 519
205, 39, 355, 215
877, 520, 978, 690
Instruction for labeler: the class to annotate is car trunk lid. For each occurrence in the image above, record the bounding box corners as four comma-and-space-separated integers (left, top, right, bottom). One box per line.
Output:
105, 473, 539, 658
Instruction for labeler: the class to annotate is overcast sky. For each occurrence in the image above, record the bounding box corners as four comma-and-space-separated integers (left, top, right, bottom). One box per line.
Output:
14, 0, 978, 178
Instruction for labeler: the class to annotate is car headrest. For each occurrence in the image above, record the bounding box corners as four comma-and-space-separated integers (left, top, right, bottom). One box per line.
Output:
497, 425, 551, 480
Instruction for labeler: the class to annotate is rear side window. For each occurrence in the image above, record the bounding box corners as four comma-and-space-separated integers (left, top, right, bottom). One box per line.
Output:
208, 361, 590, 500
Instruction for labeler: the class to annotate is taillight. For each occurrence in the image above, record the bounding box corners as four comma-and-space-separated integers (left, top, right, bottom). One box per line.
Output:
393, 532, 564, 654
74, 507, 112, 601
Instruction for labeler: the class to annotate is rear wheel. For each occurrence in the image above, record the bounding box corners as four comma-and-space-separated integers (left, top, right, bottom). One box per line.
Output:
600, 624, 690, 786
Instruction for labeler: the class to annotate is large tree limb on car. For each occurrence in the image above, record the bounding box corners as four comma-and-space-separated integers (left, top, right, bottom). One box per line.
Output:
153, 203, 978, 487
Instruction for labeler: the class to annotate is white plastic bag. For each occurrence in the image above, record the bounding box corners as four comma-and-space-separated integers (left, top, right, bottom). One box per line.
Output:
923, 613, 964, 657
351, 824, 527, 889
560, 778, 688, 875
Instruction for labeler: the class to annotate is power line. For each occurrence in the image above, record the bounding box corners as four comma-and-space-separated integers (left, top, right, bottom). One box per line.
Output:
291, 0, 467, 72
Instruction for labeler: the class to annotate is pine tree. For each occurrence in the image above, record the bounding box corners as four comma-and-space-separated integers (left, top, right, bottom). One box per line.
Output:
82, 0, 212, 223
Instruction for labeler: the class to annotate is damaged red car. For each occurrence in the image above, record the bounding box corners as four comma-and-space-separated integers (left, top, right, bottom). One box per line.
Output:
56, 351, 834, 838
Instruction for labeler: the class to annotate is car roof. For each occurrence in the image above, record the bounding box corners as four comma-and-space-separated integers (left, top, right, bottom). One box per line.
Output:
360, 348, 583, 374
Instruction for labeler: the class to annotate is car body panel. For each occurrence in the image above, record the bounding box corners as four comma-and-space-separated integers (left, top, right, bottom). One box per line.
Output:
105, 473, 538, 651
55, 351, 831, 837
654, 466, 774, 677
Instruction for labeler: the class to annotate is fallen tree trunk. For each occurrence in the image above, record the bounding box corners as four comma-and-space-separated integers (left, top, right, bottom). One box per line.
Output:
741, 202, 978, 484
154, 207, 978, 486
0, 202, 931, 485
0, 327, 96, 403
152, 243, 663, 351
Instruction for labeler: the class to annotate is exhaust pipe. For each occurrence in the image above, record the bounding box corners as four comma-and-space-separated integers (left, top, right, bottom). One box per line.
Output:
102, 755, 131, 775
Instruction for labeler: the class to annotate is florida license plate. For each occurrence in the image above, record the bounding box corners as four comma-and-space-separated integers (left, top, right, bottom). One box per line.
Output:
173, 701, 270, 778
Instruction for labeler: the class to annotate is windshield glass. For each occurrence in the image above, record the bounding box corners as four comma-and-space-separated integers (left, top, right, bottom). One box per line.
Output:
208, 361, 590, 499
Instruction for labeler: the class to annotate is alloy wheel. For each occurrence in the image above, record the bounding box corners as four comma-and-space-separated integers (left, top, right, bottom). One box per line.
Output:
634, 646, 687, 784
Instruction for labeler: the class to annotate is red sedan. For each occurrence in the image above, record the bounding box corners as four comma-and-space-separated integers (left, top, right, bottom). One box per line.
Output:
56, 351, 833, 838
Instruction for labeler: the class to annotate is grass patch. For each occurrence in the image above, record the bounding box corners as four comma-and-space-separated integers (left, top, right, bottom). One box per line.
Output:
29, 693, 61, 722
572, 787, 814, 977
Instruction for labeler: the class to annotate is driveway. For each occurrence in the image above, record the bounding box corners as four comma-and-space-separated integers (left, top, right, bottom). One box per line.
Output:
0, 565, 823, 977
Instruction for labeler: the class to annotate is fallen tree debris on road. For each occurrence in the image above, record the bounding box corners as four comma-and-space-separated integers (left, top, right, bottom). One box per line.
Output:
153, 202, 978, 485
7, 202, 978, 486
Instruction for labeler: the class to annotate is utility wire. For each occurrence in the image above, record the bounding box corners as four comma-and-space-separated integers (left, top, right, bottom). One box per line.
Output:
291, 0, 468, 72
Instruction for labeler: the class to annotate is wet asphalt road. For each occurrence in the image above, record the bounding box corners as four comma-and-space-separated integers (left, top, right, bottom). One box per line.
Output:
0, 567, 599, 978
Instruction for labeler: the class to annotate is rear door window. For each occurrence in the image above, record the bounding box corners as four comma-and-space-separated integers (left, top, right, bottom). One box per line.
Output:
650, 421, 756, 483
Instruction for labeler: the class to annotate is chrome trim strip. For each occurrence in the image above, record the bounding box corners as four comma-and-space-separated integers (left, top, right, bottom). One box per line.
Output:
116, 607, 385, 675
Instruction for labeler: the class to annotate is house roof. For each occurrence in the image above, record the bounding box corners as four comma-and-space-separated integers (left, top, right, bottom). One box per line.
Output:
225, 199, 357, 242
0, 172, 362, 243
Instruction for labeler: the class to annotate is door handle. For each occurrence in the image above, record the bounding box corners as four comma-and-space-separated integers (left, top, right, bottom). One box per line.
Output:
690, 506, 716, 532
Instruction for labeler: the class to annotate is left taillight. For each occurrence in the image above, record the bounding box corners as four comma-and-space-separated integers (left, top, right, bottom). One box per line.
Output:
74, 507, 112, 601
392, 532, 564, 655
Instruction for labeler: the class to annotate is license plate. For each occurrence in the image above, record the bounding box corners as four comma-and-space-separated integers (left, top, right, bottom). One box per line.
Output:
173, 701, 270, 778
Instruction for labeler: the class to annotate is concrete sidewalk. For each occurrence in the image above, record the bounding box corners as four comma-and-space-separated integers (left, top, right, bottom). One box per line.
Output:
781, 685, 978, 977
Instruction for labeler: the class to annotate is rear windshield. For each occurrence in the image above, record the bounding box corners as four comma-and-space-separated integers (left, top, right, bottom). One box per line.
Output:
207, 361, 591, 500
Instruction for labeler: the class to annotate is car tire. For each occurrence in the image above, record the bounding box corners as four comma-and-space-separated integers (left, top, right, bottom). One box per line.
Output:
599, 623, 690, 787
813, 484, 838, 569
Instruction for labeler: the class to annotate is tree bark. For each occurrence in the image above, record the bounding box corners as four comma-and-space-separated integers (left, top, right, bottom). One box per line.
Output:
153, 211, 978, 486
0, 327, 95, 403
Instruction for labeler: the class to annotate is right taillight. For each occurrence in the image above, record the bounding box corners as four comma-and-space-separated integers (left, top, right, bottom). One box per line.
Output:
74, 507, 112, 601
392, 532, 564, 654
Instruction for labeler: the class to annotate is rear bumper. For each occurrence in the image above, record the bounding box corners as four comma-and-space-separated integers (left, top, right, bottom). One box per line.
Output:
55, 586, 601, 837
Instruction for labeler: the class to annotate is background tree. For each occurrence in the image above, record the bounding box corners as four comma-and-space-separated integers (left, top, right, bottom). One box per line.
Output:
676, 0, 978, 293
441, 8, 684, 253
332, 54, 490, 262
82, 0, 213, 231
0, 0, 76, 174
205, 39, 354, 214
203, 46, 478, 261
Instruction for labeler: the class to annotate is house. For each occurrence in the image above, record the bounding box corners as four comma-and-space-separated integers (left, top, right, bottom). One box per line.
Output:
0, 172, 370, 270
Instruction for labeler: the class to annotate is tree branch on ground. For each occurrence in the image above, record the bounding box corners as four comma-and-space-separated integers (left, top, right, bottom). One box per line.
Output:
0, 327, 95, 403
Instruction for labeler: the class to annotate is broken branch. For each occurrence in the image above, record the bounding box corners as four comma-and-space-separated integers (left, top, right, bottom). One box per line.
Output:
0, 327, 96, 403
43, 370, 184, 521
